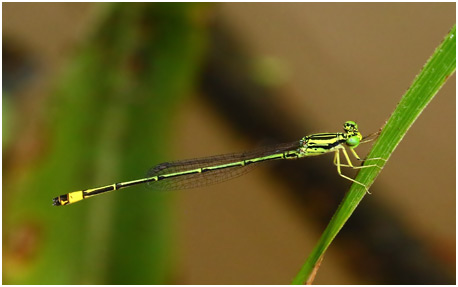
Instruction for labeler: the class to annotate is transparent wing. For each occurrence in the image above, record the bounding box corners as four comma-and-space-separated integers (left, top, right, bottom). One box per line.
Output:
146, 141, 301, 191
362, 128, 382, 143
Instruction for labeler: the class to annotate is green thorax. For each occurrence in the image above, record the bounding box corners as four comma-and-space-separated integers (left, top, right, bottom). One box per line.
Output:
297, 121, 362, 157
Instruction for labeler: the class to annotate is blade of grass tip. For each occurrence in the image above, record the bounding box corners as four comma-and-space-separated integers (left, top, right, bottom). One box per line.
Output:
292, 25, 456, 285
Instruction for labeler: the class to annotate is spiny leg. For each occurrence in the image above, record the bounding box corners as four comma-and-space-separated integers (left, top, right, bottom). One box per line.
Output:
333, 149, 355, 168
333, 148, 380, 169
343, 148, 380, 169
349, 148, 386, 168
334, 149, 371, 194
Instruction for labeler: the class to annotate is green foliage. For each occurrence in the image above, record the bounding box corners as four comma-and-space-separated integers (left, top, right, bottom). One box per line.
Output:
292, 25, 456, 284
4, 3, 207, 284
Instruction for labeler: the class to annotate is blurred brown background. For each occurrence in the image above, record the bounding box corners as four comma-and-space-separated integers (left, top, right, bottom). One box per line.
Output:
3, 3, 455, 284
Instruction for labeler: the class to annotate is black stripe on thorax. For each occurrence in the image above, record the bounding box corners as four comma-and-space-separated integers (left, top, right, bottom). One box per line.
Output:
305, 133, 346, 149
307, 133, 341, 140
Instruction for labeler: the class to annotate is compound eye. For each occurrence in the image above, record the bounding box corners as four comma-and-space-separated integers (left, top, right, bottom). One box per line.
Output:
346, 135, 360, 147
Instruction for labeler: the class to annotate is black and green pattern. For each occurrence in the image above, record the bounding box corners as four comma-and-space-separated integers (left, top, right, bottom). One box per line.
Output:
53, 121, 382, 206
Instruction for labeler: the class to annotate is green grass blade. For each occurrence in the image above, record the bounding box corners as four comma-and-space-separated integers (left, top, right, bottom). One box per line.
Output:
292, 25, 456, 284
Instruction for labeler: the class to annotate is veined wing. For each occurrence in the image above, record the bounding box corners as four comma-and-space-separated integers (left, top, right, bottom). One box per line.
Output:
146, 141, 301, 191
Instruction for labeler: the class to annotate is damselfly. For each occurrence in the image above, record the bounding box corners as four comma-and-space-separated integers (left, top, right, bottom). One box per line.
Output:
53, 121, 382, 206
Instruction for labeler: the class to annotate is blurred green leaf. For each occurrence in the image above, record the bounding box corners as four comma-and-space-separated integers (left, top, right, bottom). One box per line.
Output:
4, 3, 208, 284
